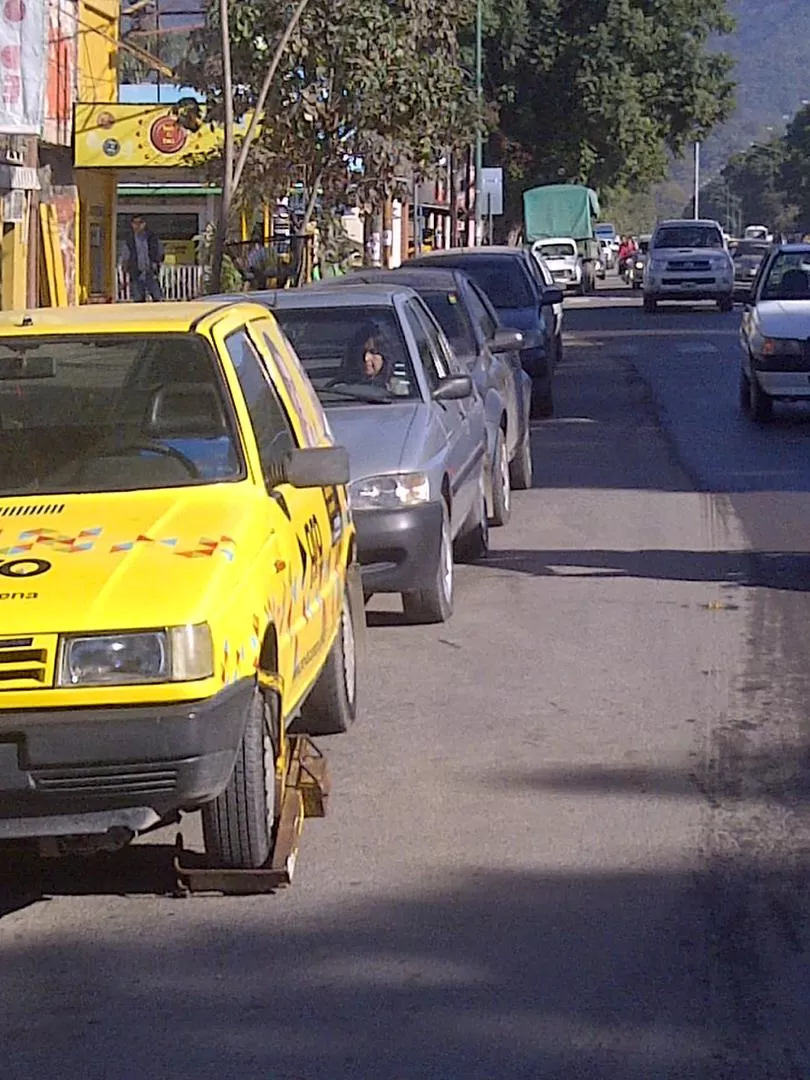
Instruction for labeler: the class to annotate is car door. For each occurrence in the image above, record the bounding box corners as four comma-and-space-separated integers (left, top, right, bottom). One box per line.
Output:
464, 278, 522, 458
221, 324, 338, 713
404, 298, 480, 534
740, 251, 771, 370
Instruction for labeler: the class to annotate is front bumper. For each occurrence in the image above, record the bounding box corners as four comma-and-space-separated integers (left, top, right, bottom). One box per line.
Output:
0, 678, 254, 840
755, 370, 810, 399
354, 501, 443, 593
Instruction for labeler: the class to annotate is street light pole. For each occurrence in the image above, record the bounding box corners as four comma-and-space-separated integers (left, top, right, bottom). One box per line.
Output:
474, 0, 482, 245
693, 141, 700, 219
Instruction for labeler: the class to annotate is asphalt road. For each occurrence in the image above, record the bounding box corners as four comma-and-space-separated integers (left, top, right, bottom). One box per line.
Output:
3, 277, 810, 1079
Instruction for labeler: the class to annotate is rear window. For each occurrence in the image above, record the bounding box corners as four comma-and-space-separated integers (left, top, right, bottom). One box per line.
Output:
538, 242, 577, 259
421, 291, 477, 356
652, 226, 724, 250
440, 258, 535, 309
734, 241, 769, 258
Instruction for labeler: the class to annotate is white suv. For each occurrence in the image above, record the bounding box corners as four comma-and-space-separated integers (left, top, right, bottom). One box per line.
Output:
643, 219, 734, 313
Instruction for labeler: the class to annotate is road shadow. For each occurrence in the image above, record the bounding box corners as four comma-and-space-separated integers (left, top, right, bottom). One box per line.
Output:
482, 547, 810, 593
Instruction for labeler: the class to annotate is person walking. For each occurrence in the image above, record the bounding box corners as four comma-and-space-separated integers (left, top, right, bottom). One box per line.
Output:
119, 215, 164, 302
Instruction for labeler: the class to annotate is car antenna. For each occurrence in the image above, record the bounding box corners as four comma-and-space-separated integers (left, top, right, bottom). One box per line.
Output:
19, 313, 33, 327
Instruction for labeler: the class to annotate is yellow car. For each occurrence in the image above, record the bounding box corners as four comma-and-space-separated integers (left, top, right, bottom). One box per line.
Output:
0, 301, 361, 869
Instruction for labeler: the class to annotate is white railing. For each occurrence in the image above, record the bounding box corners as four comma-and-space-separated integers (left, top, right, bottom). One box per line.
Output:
116, 264, 207, 302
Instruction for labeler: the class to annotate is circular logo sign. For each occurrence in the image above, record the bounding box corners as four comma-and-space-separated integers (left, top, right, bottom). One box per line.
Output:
102, 138, 120, 158
97, 110, 116, 130
149, 115, 187, 155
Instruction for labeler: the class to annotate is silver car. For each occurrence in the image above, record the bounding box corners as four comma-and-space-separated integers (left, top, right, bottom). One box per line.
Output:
261, 284, 489, 624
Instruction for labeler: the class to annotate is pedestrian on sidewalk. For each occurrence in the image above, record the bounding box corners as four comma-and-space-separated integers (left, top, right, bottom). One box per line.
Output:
119, 215, 165, 302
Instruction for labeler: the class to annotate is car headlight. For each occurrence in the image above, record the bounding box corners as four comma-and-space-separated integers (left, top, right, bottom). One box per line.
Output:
648, 258, 665, 272
349, 472, 430, 509
761, 338, 803, 357
58, 625, 214, 687
634, 260, 644, 269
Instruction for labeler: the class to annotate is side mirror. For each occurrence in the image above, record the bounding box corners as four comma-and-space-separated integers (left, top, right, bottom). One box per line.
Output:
540, 287, 564, 307
280, 446, 350, 488
488, 327, 525, 352
432, 374, 473, 402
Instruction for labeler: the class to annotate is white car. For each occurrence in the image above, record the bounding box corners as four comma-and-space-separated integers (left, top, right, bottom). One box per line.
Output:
643, 219, 734, 313
740, 243, 810, 421
599, 238, 616, 271
531, 237, 583, 293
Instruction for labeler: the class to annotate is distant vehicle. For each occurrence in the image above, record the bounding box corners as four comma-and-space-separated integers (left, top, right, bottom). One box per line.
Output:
408, 246, 563, 418
744, 224, 773, 243
739, 243, 810, 421
732, 239, 771, 300
625, 236, 651, 290
599, 237, 616, 270
530, 237, 584, 292
595, 222, 617, 244
642, 219, 734, 313
523, 184, 602, 293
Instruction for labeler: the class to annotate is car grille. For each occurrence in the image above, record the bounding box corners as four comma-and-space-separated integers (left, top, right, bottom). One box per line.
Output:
0, 636, 57, 690
662, 276, 717, 287
666, 259, 711, 272
32, 763, 179, 797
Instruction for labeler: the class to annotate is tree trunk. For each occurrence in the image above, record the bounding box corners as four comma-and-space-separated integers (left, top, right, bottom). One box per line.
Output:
382, 194, 393, 268
448, 150, 458, 248
210, 0, 234, 294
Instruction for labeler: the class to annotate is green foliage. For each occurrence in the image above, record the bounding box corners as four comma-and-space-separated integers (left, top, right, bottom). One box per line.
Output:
194, 222, 244, 293
481, 0, 737, 224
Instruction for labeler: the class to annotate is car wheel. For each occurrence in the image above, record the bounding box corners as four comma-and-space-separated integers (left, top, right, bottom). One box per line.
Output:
718, 295, 734, 313
402, 500, 453, 624
509, 426, 533, 490
202, 687, 278, 869
455, 470, 489, 562
643, 295, 657, 314
749, 376, 773, 422
296, 588, 358, 736
530, 380, 554, 419
739, 371, 751, 412
489, 428, 511, 526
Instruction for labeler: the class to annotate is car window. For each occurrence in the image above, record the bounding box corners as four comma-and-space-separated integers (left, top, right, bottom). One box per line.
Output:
274, 305, 418, 404
652, 225, 724, 250
537, 242, 577, 259
249, 319, 331, 448
225, 327, 297, 486
405, 301, 448, 390
421, 289, 477, 358
733, 241, 770, 259
464, 281, 499, 342
0, 333, 244, 496
427, 257, 535, 309
760, 251, 810, 301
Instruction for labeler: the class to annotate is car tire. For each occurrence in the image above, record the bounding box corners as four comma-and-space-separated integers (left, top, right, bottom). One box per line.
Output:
643, 295, 657, 314
749, 376, 773, 422
296, 588, 358, 736
530, 380, 554, 419
509, 426, 533, 490
718, 296, 734, 313
202, 688, 278, 869
403, 500, 453, 624
739, 371, 751, 412
632, 280, 641, 291
489, 429, 511, 526
455, 470, 489, 563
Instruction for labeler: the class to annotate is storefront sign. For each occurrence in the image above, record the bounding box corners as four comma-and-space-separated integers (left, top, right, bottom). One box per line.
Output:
0, 0, 48, 135
43, 0, 76, 146
74, 103, 259, 169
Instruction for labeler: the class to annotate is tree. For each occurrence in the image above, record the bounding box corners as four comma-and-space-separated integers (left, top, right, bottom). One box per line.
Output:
479, 0, 737, 228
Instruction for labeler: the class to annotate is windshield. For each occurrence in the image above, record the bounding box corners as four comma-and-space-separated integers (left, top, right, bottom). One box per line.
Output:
652, 226, 724, 250
422, 291, 477, 356
444, 257, 535, 309
734, 241, 769, 259
538, 243, 577, 259
760, 252, 810, 301
638, 239, 650, 253
273, 306, 418, 404
0, 334, 243, 497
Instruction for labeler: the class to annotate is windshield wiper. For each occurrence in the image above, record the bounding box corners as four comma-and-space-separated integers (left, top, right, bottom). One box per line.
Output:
318, 383, 394, 405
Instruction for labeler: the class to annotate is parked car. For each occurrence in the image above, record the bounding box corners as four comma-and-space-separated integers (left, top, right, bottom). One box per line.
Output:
529, 237, 584, 292
0, 301, 359, 869
732, 239, 771, 300
407, 246, 564, 418
307, 265, 533, 516
643, 219, 734, 313
625, 236, 650, 290
524, 248, 565, 364
739, 243, 810, 421
258, 284, 489, 623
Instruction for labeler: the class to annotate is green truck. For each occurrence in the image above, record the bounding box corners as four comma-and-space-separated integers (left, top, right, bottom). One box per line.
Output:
523, 184, 602, 293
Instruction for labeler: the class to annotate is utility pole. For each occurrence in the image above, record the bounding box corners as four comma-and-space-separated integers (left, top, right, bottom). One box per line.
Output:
693, 141, 700, 219
473, 0, 482, 246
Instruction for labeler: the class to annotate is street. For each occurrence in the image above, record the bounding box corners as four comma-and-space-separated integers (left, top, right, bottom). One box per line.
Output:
3, 281, 810, 1078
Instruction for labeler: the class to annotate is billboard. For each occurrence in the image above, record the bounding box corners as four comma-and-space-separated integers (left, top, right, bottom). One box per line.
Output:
43, 0, 77, 146
74, 102, 258, 169
0, 0, 48, 134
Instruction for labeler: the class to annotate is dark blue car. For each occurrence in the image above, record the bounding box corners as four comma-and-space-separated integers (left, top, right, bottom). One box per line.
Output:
407, 246, 563, 417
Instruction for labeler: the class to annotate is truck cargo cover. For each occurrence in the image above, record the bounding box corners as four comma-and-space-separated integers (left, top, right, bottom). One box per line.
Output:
523, 185, 600, 242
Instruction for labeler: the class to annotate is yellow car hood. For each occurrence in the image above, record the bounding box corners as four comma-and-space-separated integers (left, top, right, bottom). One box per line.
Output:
0, 485, 274, 634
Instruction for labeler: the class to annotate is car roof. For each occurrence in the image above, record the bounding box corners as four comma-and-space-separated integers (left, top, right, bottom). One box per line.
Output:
252, 283, 417, 309
654, 219, 722, 229
769, 243, 810, 254
318, 266, 467, 290
0, 300, 254, 336
410, 245, 527, 260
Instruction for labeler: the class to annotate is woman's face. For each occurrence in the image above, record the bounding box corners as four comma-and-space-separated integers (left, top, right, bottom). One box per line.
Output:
363, 339, 384, 376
